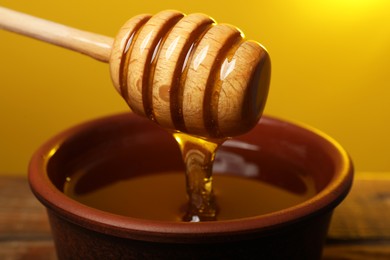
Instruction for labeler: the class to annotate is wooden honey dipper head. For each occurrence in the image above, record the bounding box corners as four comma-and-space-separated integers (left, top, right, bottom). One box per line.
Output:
109, 10, 271, 138
0, 7, 270, 138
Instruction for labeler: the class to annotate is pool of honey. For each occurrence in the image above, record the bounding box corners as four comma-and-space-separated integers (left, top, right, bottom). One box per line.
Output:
62, 145, 316, 221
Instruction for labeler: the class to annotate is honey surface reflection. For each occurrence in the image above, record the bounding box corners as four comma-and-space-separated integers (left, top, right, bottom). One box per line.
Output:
63, 145, 317, 221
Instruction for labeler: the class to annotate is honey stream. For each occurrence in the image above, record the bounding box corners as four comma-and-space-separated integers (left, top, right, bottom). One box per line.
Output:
173, 132, 226, 221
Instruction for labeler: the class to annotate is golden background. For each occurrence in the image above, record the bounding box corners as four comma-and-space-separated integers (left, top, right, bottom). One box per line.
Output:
1, 0, 389, 175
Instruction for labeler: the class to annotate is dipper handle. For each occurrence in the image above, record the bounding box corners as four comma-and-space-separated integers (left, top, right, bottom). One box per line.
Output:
0, 6, 113, 62
0, 7, 271, 138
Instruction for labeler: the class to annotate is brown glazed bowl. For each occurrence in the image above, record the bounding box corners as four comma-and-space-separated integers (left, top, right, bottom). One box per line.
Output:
28, 113, 353, 260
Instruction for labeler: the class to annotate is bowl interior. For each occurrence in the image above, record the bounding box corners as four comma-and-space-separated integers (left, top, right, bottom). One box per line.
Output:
47, 115, 336, 194
30, 113, 353, 239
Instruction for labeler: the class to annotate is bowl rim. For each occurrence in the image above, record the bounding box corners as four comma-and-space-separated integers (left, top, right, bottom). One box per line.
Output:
28, 113, 353, 242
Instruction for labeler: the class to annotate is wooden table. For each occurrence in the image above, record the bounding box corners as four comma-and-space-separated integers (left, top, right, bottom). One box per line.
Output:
1, 173, 389, 259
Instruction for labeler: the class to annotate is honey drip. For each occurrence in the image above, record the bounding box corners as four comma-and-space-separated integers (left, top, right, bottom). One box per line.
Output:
173, 132, 226, 221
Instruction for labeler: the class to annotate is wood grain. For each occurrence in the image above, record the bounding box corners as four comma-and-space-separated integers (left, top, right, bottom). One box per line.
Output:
181, 24, 242, 136
218, 40, 270, 137
327, 173, 390, 240
0, 6, 113, 62
126, 10, 184, 118
323, 243, 390, 260
152, 13, 214, 130
0, 176, 55, 259
109, 14, 152, 95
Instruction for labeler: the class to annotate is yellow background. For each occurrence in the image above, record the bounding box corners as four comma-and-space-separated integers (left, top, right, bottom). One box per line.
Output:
1, 0, 389, 175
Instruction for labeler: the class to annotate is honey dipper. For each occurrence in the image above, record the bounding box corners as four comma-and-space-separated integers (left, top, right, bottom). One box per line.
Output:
0, 7, 270, 138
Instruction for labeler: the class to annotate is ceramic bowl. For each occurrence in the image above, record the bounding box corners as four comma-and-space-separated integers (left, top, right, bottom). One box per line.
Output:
29, 113, 353, 259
